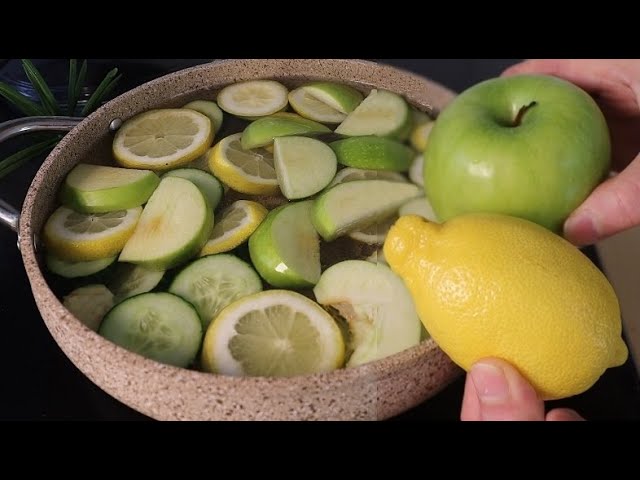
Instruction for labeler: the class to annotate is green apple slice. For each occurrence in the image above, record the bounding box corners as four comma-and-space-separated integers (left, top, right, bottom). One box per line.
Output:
248, 200, 320, 288
273, 136, 337, 200
119, 177, 214, 270
326, 167, 407, 189
60, 163, 160, 213
162, 168, 223, 210
313, 260, 421, 367
241, 113, 331, 150
330, 136, 414, 172
183, 100, 224, 134
312, 180, 421, 241
288, 87, 347, 124
302, 82, 364, 115
335, 89, 410, 139
398, 196, 439, 222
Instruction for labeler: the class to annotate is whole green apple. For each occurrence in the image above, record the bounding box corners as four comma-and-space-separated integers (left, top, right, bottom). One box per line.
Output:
423, 74, 611, 232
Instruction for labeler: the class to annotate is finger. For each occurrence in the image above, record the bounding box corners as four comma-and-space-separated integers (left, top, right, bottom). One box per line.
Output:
466, 358, 545, 421
564, 153, 640, 245
545, 408, 585, 421
501, 59, 610, 96
460, 372, 482, 420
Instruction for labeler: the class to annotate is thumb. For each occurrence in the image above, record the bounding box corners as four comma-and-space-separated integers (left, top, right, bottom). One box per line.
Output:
460, 358, 545, 421
564, 153, 640, 246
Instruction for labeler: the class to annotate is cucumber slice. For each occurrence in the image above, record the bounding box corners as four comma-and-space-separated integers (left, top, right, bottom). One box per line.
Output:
162, 168, 223, 210
99, 292, 202, 368
335, 89, 410, 139
63, 284, 115, 332
46, 253, 116, 278
169, 254, 263, 330
107, 263, 165, 303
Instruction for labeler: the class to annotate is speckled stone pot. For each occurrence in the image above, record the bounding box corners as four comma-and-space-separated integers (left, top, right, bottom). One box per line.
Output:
19, 59, 462, 420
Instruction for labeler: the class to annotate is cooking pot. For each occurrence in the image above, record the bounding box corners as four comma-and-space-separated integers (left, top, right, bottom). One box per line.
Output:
0, 59, 461, 420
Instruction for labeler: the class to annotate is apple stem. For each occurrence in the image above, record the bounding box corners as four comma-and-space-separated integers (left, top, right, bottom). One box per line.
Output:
513, 101, 537, 126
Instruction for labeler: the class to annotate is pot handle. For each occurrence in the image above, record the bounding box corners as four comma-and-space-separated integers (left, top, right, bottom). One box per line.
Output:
0, 116, 81, 233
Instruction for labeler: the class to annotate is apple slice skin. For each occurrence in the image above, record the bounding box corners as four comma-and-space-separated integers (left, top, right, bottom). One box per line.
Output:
424, 74, 611, 232
248, 201, 320, 289
119, 177, 214, 271
241, 114, 331, 150
60, 164, 160, 214
330, 136, 415, 172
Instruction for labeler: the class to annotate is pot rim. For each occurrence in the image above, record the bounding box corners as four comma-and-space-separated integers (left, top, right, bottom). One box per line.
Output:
17, 59, 460, 415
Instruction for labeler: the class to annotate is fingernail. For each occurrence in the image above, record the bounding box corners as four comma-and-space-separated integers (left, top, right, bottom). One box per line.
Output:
470, 362, 510, 405
564, 212, 599, 246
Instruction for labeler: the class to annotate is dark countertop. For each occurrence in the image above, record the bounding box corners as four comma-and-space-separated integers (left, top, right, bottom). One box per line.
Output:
0, 59, 638, 420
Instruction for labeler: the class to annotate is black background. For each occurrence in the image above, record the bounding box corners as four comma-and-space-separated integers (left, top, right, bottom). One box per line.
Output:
0, 59, 638, 420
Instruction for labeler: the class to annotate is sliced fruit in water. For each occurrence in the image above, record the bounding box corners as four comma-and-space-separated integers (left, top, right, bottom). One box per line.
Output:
209, 133, 279, 195
60, 163, 160, 214
398, 196, 439, 222
311, 180, 421, 241
288, 87, 347, 124
63, 284, 114, 332
189, 147, 214, 172
201, 290, 345, 377
162, 167, 223, 210
249, 200, 320, 288
326, 167, 407, 189
169, 254, 263, 329
107, 263, 165, 303
348, 215, 398, 246
46, 253, 117, 279
313, 260, 421, 367
273, 136, 337, 200
335, 89, 410, 139
302, 82, 364, 114
217, 80, 288, 118
240, 113, 331, 150
330, 136, 414, 172
99, 292, 202, 368
119, 177, 213, 270
200, 200, 268, 256
113, 109, 213, 171
183, 100, 224, 134
43, 206, 142, 262
408, 154, 425, 187
409, 118, 434, 153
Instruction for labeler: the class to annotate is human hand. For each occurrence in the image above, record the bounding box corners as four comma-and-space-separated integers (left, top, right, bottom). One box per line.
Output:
502, 59, 640, 246
460, 358, 584, 421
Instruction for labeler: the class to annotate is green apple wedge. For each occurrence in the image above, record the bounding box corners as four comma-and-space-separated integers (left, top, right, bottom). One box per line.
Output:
119, 177, 214, 270
162, 168, 224, 210
60, 163, 160, 213
330, 136, 415, 172
335, 89, 411, 140
241, 113, 331, 150
248, 200, 321, 288
288, 82, 364, 124
313, 260, 422, 367
424, 74, 611, 232
312, 180, 421, 241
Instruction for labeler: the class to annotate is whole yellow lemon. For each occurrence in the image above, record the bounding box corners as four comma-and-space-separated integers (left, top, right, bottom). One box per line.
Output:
384, 213, 628, 400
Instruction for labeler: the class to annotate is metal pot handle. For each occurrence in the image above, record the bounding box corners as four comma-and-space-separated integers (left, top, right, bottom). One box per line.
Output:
0, 116, 81, 232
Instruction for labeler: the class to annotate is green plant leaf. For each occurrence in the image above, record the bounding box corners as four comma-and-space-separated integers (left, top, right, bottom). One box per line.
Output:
81, 67, 120, 116
21, 59, 60, 116
0, 81, 46, 116
0, 136, 59, 179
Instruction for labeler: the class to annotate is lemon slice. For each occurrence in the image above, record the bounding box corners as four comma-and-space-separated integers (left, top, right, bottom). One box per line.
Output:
217, 80, 289, 118
209, 133, 279, 195
113, 109, 213, 171
43, 206, 142, 262
288, 87, 346, 124
200, 200, 268, 256
202, 290, 345, 377
327, 167, 407, 188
